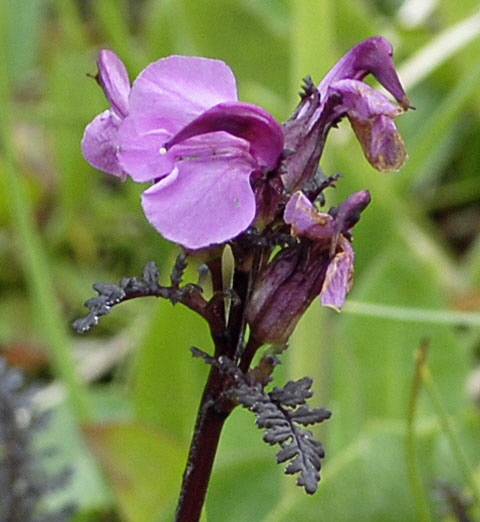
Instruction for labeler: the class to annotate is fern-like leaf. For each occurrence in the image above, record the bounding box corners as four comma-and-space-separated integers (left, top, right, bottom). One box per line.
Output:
73, 259, 205, 333
233, 378, 331, 494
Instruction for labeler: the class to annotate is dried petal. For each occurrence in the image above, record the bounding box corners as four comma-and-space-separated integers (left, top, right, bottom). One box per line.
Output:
320, 238, 355, 311
281, 36, 409, 191
349, 114, 408, 172
284, 192, 335, 239
330, 80, 407, 171
285, 190, 371, 240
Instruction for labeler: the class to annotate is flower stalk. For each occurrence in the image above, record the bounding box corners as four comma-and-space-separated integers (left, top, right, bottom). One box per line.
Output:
174, 364, 236, 522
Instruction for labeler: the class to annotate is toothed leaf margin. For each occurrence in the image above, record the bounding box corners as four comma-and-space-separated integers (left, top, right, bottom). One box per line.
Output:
232, 377, 331, 494
72, 256, 205, 333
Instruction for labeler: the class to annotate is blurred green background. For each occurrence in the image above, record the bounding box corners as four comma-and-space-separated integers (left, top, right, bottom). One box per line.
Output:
2, 0, 480, 521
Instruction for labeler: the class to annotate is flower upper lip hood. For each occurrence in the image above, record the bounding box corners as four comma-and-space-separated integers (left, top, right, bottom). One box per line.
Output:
164, 101, 284, 171
318, 36, 410, 110
319, 37, 410, 173
282, 36, 410, 192
82, 52, 284, 250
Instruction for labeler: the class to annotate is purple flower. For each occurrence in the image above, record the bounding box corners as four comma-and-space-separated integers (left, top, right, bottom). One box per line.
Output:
282, 36, 410, 192
246, 190, 370, 344
284, 190, 370, 310
82, 51, 284, 250
284, 190, 371, 309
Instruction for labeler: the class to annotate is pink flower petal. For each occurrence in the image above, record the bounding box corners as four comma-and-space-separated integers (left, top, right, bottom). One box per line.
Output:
81, 109, 126, 179
128, 56, 238, 132
117, 116, 173, 182
141, 151, 257, 249
97, 50, 130, 118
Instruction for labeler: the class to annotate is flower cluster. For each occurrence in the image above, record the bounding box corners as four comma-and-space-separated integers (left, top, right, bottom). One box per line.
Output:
80, 37, 410, 502
82, 37, 408, 330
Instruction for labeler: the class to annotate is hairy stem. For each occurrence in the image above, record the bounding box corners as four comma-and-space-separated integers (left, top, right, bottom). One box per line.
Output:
174, 246, 262, 522
174, 365, 235, 522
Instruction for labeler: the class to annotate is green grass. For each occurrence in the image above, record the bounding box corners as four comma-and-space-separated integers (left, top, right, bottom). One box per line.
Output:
2, 0, 480, 521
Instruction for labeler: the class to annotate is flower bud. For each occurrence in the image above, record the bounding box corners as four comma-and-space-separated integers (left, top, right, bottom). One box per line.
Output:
246, 242, 330, 345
